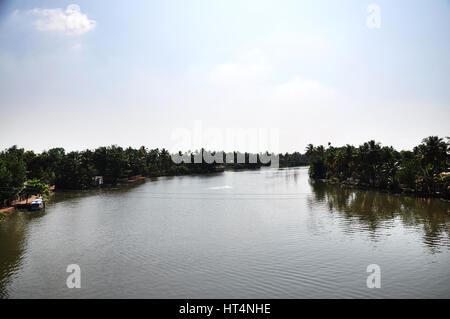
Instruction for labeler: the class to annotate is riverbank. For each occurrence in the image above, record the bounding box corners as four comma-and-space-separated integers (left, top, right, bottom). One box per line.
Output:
117, 175, 147, 183
0, 195, 40, 221
318, 178, 450, 201
0, 207, 15, 220
0, 187, 54, 221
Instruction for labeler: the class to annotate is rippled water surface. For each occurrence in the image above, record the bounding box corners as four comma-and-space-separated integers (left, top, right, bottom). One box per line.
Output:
1, 167, 449, 298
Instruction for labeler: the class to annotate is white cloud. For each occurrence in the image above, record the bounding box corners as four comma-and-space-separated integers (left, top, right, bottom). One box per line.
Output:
207, 50, 339, 111
71, 43, 82, 51
210, 62, 271, 87
168, 46, 353, 151
28, 4, 96, 36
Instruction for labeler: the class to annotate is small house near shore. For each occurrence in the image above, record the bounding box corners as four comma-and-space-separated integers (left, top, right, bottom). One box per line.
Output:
92, 176, 104, 187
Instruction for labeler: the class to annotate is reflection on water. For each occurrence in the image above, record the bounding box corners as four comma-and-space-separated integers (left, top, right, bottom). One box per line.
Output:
0, 211, 44, 298
0, 167, 449, 298
309, 180, 450, 250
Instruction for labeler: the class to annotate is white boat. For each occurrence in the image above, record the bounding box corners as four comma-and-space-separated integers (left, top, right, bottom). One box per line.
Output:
30, 198, 44, 211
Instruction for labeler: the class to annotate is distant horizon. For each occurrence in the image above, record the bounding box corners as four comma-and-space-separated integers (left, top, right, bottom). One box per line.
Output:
2, 134, 448, 154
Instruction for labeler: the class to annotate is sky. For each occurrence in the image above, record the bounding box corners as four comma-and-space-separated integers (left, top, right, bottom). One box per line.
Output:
0, 0, 449, 153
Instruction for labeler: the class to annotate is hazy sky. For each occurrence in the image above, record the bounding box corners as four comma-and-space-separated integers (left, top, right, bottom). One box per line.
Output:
0, 0, 449, 153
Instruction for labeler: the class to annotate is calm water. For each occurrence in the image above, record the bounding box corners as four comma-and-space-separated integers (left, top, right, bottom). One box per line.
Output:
1, 167, 449, 298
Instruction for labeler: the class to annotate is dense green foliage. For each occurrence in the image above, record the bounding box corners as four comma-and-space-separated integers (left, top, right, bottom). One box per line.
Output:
308, 136, 449, 198
26, 146, 226, 189
0, 146, 26, 206
1, 136, 448, 205
279, 152, 310, 167
2, 146, 282, 196
24, 179, 50, 198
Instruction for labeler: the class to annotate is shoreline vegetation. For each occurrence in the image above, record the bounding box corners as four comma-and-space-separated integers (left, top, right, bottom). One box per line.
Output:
0, 135, 448, 219
307, 136, 449, 200
0, 146, 309, 218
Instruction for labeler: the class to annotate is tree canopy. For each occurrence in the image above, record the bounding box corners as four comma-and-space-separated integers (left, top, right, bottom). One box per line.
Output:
307, 136, 449, 198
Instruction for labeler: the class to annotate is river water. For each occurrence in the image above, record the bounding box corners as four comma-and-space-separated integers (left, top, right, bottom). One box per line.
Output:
0, 167, 449, 298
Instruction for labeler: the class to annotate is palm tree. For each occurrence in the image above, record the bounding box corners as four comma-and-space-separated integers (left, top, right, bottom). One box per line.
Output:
417, 136, 448, 174
305, 144, 315, 158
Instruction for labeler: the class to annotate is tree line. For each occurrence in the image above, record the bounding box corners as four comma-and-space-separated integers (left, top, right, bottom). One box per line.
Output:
307, 136, 449, 198
0, 145, 306, 206
1, 136, 448, 207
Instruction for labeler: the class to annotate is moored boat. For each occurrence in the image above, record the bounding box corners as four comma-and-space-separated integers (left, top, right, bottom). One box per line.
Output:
30, 198, 44, 211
